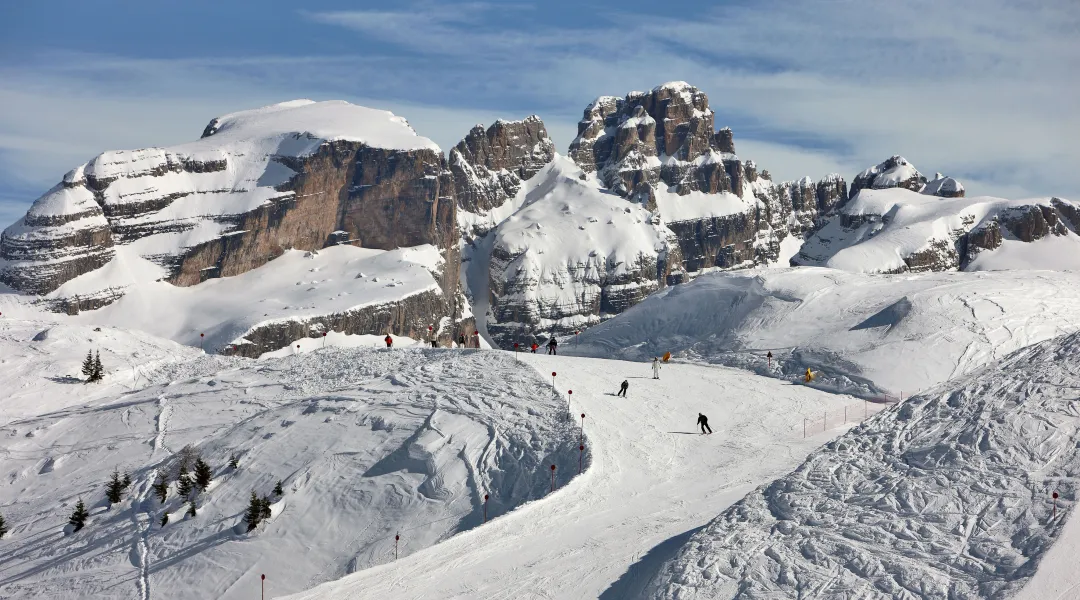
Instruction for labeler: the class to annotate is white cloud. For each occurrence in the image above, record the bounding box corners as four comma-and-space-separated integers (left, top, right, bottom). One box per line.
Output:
2, 0, 1077, 227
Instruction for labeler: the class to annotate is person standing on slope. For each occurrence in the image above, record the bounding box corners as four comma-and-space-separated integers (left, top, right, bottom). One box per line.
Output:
458, 333, 466, 348
531, 342, 539, 353
652, 357, 661, 379
547, 337, 558, 355
384, 334, 393, 348
697, 413, 712, 434
616, 380, 628, 397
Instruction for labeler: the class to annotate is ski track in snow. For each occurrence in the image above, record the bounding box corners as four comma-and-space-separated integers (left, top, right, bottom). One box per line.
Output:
282, 353, 865, 600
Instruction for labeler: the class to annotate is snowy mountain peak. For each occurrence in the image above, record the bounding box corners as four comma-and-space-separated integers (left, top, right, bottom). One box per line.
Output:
923, 173, 966, 198
1, 100, 464, 347
849, 155, 927, 199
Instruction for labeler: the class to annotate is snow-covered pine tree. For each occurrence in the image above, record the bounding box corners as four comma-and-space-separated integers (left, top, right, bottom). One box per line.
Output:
273, 480, 284, 496
106, 469, 125, 504
69, 499, 89, 532
122, 473, 131, 489
229, 454, 239, 470
177, 471, 193, 499
260, 496, 272, 521
0, 512, 7, 538
81, 351, 94, 381
152, 476, 168, 503
91, 351, 104, 382
245, 491, 262, 531
187, 499, 197, 518
193, 458, 212, 491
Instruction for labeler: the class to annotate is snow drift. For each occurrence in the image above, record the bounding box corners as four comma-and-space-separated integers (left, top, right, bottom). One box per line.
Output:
648, 329, 1080, 599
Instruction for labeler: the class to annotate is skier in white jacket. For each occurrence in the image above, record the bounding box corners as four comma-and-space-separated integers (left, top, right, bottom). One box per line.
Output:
652, 357, 661, 379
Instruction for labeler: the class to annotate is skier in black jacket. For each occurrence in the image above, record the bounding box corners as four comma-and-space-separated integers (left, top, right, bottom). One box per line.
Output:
547, 337, 558, 355
697, 413, 712, 434
616, 380, 628, 397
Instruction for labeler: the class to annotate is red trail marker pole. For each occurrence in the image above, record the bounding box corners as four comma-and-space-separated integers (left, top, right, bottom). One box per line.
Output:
550, 464, 556, 492
551, 372, 557, 399
1053, 492, 1059, 520
261, 574, 265, 600
579, 444, 585, 474
567, 390, 573, 416
199, 332, 204, 351
579, 413, 585, 446
322, 331, 327, 348
395, 533, 399, 560
483, 494, 489, 523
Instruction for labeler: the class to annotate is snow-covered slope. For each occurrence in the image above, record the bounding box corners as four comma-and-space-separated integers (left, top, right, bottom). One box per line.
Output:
565, 267, 1080, 397
68, 244, 446, 356
280, 354, 866, 600
0, 327, 580, 599
795, 155, 1080, 274
648, 330, 1080, 599
486, 156, 675, 341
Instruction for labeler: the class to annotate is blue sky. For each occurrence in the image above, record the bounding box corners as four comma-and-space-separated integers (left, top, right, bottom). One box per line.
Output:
1, 0, 1077, 227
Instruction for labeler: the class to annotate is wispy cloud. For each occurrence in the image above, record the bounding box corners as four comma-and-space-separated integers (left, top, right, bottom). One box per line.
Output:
1, 0, 1076, 224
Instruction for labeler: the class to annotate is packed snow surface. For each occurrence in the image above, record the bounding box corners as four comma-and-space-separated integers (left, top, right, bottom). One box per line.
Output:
649, 330, 1080, 599
0, 323, 581, 599
282, 354, 864, 600
566, 267, 1080, 397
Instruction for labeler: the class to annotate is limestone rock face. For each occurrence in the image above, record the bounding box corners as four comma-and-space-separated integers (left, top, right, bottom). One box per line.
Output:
450, 117, 555, 237
1, 100, 468, 341
481, 82, 847, 346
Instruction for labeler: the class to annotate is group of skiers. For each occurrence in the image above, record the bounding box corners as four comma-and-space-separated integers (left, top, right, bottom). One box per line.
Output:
612, 358, 711, 433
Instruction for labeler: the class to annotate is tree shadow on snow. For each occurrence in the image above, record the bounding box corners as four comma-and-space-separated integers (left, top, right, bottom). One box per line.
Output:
665, 431, 699, 435
598, 524, 705, 600
46, 376, 85, 384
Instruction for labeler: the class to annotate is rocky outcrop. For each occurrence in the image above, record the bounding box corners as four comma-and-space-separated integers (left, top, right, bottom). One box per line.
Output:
2, 100, 468, 344
568, 82, 744, 198
849, 155, 927, 199
450, 117, 555, 238
923, 173, 965, 198
221, 289, 449, 358
797, 156, 1080, 273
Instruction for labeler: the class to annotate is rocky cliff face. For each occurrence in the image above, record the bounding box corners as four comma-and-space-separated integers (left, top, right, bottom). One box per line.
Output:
480, 82, 847, 346
1, 100, 469, 344
450, 117, 556, 238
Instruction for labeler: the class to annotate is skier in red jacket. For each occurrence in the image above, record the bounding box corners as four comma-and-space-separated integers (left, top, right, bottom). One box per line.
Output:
384, 334, 393, 348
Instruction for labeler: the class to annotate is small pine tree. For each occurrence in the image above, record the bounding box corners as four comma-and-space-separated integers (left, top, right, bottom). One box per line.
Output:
228, 454, 239, 470
106, 469, 125, 504
187, 500, 197, 518
92, 351, 104, 382
273, 480, 284, 496
68, 499, 89, 532
81, 351, 95, 381
122, 473, 132, 489
152, 476, 168, 504
0, 512, 7, 539
259, 496, 272, 521
160, 513, 168, 527
244, 491, 262, 532
177, 472, 193, 500
193, 458, 212, 491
